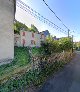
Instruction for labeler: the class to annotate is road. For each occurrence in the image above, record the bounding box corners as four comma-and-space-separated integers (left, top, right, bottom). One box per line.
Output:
38, 51, 80, 92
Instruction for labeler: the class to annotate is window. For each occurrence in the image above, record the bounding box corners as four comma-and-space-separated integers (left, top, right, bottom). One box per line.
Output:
32, 33, 34, 38
22, 39, 25, 46
22, 32, 25, 36
31, 40, 36, 45
31, 40, 34, 45
41, 34, 44, 39
34, 41, 36, 45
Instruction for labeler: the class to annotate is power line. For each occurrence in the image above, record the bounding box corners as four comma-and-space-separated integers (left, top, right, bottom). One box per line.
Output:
17, 0, 68, 35
70, 30, 80, 36
42, 0, 70, 30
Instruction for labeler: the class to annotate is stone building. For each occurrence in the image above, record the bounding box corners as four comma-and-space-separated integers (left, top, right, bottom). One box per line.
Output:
0, 0, 16, 64
14, 30, 45, 47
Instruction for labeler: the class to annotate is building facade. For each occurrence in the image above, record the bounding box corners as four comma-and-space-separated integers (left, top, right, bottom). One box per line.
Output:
0, 0, 15, 64
14, 30, 45, 47
42, 30, 50, 37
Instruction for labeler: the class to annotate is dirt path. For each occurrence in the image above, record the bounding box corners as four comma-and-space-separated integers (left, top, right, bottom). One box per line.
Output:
38, 51, 80, 92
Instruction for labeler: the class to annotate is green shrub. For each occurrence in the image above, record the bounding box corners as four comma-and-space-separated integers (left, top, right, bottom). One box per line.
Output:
0, 60, 66, 92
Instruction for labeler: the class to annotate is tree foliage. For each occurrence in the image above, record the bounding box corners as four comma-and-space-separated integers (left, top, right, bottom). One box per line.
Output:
14, 21, 28, 34
59, 37, 73, 51
74, 42, 80, 50
14, 21, 39, 34
29, 24, 39, 32
41, 36, 73, 54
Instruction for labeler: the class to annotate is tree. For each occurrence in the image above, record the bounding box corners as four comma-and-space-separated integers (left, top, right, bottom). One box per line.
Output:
59, 37, 73, 51
41, 36, 73, 54
74, 42, 80, 50
29, 24, 39, 32
14, 21, 39, 34
14, 21, 28, 34
41, 36, 60, 54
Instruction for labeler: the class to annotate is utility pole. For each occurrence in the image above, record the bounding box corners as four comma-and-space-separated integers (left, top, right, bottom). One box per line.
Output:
68, 29, 70, 38
72, 35, 73, 53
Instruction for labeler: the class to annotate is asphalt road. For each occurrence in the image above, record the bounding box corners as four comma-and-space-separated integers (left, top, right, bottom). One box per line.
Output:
38, 51, 80, 92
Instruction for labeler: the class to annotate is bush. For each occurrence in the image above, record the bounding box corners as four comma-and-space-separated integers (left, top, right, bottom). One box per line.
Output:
41, 37, 73, 54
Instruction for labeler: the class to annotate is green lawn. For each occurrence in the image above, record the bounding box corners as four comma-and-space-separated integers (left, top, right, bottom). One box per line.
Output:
32, 47, 41, 56
0, 47, 33, 82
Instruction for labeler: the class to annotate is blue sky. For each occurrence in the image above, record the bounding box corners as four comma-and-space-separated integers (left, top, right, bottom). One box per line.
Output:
16, 0, 80, 41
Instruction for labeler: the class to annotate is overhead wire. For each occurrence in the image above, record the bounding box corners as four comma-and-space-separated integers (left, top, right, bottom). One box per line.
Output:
16, 0, 68, 35
42, 0, 70, 30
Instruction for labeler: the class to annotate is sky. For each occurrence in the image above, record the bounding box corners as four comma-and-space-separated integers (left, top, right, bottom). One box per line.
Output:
16, 0, 80, 42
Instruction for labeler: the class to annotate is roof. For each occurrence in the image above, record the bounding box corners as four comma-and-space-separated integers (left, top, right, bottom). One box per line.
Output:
43, 30, 50, 37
